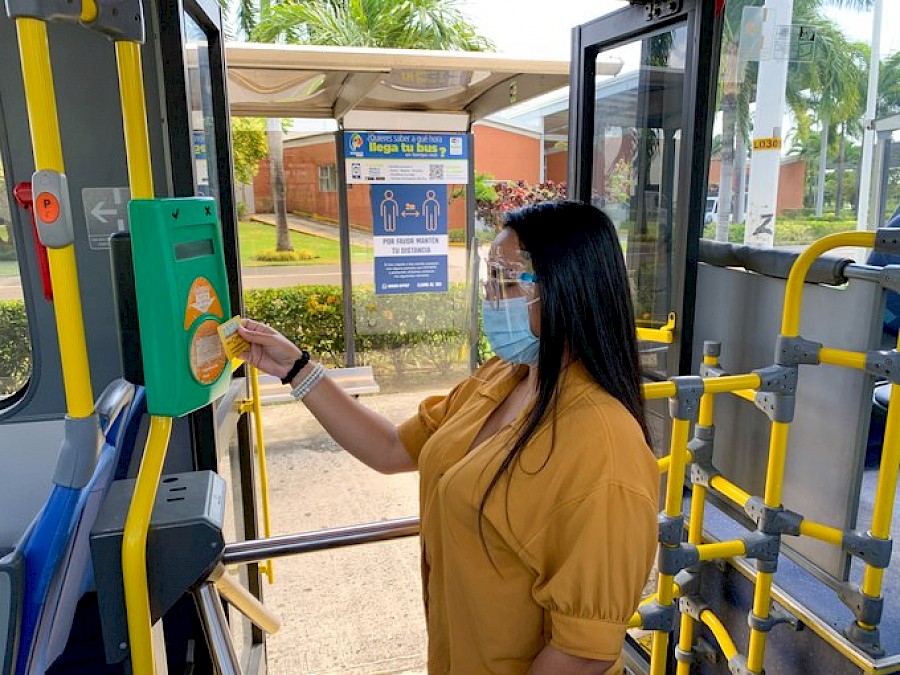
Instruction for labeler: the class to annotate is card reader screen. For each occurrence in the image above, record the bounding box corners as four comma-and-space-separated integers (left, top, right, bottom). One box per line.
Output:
175, 239, 214, 260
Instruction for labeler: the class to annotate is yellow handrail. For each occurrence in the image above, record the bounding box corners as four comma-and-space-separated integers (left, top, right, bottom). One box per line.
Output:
122, 416, 172, 675
115, 41, 154, 199
798, 519, 844, 547
676, 357, 717, 675
637, 312, 676, 344
249, 366, 275, 584
697, 539, 746, 561
860, 332, 900, 623
700, 609, 739, 661
781, 232, 875, 337
114, 32, 164, 675
818, 347, 867, 370
709, 475, 752, 510
15, 18, 94, 419
650, 416, 691, 675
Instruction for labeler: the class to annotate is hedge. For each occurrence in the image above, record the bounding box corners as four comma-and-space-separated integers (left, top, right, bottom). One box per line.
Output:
701, 219, 857, 245
0, 285, 474, 395
0, 300, 30, 395
243, 284, 473, 378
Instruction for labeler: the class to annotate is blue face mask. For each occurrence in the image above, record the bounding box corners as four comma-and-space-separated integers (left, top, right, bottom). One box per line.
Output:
482, 296, 540, 365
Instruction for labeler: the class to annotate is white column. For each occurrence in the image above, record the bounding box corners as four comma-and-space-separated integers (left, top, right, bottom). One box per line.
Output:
857, 0, 883, 231
744, 0, 794, 247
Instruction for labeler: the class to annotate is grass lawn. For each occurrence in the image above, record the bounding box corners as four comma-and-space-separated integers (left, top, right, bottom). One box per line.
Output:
239, 221, 371, 267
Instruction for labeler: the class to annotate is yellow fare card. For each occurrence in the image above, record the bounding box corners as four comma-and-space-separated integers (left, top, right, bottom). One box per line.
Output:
217, 316, 250, 360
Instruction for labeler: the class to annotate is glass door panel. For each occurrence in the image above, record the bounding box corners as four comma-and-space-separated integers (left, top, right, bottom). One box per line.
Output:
592, 27, 688, 338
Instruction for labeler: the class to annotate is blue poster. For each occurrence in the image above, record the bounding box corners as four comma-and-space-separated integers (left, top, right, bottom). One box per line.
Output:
346, 132, 467, 161
345, 131, 468, 184
371, 184, 449, 295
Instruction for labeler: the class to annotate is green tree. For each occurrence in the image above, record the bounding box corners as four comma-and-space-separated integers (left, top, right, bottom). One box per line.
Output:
878, 51, 900, 118
711, 0, 872, 239
253, 0, 493, 50
230, 117, 269, 186
228, 0, 492, 251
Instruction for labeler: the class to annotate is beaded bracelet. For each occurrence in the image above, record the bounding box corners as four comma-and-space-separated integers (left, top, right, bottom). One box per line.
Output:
290, 363, 326, 401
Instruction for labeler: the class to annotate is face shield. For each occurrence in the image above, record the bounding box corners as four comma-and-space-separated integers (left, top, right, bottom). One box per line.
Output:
479, 242, 540, 365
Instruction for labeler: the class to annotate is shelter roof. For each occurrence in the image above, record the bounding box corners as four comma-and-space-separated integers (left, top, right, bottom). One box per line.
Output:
223, 42, 622, 130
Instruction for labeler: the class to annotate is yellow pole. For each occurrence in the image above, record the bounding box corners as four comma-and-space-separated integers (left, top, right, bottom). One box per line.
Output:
114, 35, 165, 675
676, 355, 717, 675
818, 348, 867, 370
15, 18, 94, 418
709, 475, 753, 510
81, 0, 98, 22
697, 540, 747, 561
249, 366, 275, 584
798, 519, 844, 547
860, 332, 900, 617
702, 373, 761, 395
781, 231, 875, 337
700, 609, 739, 661
115, 41, 154, 198
651, 416, 692, 675
122, 416, 172, 675
746, 421, 790, 672
644, 381, 678, 400
730, 389, 758, 403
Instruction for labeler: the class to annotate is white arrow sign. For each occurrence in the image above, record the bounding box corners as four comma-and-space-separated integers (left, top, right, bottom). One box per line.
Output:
90, 201, 118, 223
191, 289, 214, 314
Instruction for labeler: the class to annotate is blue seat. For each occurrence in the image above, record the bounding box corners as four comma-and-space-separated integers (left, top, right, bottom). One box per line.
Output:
0, 381, 145, 675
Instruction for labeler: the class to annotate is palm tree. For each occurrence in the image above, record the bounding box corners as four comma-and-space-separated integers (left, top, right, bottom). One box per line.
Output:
253, 0, 492, 50
712, 0, 873, 239
877, 51, 900, 118
232, 0, 491, 250
787, 23, 863, 215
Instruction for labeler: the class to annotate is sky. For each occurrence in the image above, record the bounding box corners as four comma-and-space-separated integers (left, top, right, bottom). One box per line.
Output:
459, 0, 900, 60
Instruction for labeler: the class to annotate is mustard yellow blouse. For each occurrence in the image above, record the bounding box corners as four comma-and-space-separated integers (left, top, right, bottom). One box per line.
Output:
398, 357, 659, 674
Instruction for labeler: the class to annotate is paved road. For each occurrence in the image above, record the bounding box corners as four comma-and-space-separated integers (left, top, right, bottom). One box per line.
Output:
0, 214, 470, 300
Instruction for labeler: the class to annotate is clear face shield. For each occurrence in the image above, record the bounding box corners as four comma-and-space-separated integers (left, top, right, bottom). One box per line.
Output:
478, 237, 541, 365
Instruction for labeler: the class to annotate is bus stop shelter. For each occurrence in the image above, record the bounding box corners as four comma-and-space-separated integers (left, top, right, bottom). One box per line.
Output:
219, 43, 622, 363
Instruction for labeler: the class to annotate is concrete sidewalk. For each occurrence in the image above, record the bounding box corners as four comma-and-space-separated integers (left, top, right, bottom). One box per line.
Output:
230, 387, 436, 674
250, 213, 373, 248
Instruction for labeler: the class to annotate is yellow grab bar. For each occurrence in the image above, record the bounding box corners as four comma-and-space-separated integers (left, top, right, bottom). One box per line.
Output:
700, 609, 739, 661
781, 232, 875, 337
16, 18, 94, 419
861, 332, 900, 608
249, 366, 275, 584
798, 519, 844, 547
819, 347, 866, 370
709, 475, 752, 509
637, 313, 676, 344
115, 41, 154, 198
122, 416, 172, 675
643, 380, 677, 400
697, 539, 746, 561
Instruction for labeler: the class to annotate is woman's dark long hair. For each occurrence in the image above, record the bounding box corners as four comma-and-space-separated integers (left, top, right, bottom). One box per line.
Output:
478, 200, 650, 545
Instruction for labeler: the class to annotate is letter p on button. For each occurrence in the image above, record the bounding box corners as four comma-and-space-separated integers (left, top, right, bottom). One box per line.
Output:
36, 192, 60, 224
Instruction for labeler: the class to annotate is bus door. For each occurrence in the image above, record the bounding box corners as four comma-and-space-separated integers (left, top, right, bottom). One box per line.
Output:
568, 0, 722, 445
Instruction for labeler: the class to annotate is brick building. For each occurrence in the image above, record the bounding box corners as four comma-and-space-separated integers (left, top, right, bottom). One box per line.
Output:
252, 120, 542, 231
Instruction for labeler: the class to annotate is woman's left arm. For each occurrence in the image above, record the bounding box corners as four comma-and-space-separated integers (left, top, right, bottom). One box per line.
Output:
528, 645, 613, 674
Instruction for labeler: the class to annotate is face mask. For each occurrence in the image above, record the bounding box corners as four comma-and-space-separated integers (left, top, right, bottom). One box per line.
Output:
482, 296, 539, 365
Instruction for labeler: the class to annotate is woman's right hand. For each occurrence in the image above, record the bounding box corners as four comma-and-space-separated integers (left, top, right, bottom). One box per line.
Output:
237, 318, 304, 381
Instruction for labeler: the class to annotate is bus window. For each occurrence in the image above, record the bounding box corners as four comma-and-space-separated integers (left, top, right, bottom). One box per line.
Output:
0, 161, 32, 402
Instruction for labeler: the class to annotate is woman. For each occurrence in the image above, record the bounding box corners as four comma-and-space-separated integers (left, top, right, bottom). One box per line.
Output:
238, 200, 659, 675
